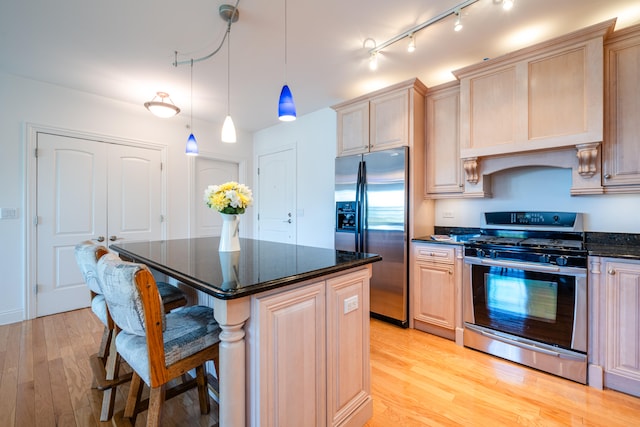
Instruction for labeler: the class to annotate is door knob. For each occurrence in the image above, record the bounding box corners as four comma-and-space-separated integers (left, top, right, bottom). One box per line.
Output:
283, 219, 292, 223
109, 235, 119, 242
92, 236, 105, 242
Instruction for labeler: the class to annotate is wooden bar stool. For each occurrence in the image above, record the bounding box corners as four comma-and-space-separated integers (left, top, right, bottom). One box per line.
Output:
97, 254, 220, 427
74, 241, 188, 421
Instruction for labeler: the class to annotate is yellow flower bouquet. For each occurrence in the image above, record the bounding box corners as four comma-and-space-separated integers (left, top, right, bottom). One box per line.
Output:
203, 181, 253, 215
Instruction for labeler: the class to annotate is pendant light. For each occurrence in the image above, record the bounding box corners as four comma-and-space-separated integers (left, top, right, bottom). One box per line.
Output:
185, 59, 199, 156
144, 92, 180, 118
221, 28, 237, 143
278, 0, 296, 121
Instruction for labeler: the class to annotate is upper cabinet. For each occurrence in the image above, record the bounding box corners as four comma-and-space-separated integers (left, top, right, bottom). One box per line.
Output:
333, 78, 427, 157
425, 81, 463, 197
452, 19, 615, 196
603, 24, 640, 192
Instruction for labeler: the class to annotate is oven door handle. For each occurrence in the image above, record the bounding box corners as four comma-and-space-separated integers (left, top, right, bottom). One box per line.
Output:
478, 329, 586, 361
470, 257, 562, 273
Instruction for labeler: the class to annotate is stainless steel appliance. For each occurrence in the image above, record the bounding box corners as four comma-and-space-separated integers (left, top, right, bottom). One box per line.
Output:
463, 211, 588, 383
335, 147, 409, 326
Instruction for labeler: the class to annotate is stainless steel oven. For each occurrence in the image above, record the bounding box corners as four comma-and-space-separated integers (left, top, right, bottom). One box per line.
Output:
462, 211, 588, 384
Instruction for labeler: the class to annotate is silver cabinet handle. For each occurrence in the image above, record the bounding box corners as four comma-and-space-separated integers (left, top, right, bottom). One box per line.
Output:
109, 235, 119, 242
608, 268, 616, 275
604, 174, 611, 179
92, 236, 105, 242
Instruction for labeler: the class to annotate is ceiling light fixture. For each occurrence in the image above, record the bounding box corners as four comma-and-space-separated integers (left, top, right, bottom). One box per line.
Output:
221, 26, 237, 143
366, 0, 479, 67
185, 60, 198, 156
369, 51, 379, 71
454, 10, 463, 32
144, 92, 180, 118
278, 0, 296, 121
407, 34, 416, 52
503, 0, 515, 11
173, 1, 240, 145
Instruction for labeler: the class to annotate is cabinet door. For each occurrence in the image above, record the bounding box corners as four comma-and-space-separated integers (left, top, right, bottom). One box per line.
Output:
370, 90, 408, 151
426, 83, 463, 196
254, 282, 327, 426
604, 261, 640, 397
413, 262, 455, 330
603, 29, 640, 189
336, 101, 369, 156
326, 268, 372, 427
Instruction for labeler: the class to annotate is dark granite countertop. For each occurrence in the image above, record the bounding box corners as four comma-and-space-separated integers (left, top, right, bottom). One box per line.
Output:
586, 232, 640, 261
111, 237, 381, 300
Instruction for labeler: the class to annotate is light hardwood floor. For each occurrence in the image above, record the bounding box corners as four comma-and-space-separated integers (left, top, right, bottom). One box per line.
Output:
0, 309, 638, 426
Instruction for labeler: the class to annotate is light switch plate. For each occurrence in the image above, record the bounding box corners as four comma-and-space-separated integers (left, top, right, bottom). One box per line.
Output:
0, 208, 18, 219
344, 295, 359, 314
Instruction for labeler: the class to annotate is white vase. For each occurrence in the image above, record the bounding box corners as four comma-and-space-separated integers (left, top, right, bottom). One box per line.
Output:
219, 213, 241, 252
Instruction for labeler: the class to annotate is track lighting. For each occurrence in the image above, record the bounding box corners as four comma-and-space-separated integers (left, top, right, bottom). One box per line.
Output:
144, 92, 180, 118
407, 34, 416, 53
503, 0, 514, 11
222, 20, 237, 142
454, 10, 463, 32
369, 52, 378, 71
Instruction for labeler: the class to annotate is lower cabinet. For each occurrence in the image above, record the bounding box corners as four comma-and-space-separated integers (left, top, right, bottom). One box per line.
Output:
589, 256, 640, 397
249, 266, 372, 427
410, 243, 463, 343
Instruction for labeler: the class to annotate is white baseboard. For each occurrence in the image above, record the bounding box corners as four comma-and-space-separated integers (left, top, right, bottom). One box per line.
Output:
0, 308, 24, 326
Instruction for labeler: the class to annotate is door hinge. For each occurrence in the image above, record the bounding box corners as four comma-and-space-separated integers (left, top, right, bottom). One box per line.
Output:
33, 215, 39, 226
257, 167, 260, 175
257, 213, 260, 221
160, 215, 165, 223
34, 148, 38, 158
34, 284, 38, 295
160, 162, 163, 171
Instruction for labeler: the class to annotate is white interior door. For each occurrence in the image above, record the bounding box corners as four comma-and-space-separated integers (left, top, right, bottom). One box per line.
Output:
193, 158, 239, 237
36, 133, 107, 316
258, 147, 296, 244
36, 133, 163, 317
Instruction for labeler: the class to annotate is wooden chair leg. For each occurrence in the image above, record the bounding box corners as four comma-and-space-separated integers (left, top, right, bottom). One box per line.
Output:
99, 336, 122, 421
147, 385, 166, 427
196, 365, 210, 415
97, 325, 113, 361
124, 372, 144, 424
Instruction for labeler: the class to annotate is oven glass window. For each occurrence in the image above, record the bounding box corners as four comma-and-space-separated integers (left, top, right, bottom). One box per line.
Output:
472, 265, 576, 350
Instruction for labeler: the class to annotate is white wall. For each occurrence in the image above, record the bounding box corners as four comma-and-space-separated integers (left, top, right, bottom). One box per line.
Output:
0, 71, 253, 325
253, 108, 337, 249
435, 166, 640, 232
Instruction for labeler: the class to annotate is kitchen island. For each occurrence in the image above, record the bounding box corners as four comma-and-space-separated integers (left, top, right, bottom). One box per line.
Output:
111, 237, 381, 427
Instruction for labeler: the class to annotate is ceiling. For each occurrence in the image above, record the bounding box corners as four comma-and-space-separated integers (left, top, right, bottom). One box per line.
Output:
2, 0, 640, 133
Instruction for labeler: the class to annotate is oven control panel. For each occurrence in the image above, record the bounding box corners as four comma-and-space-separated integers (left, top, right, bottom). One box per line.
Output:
484, 212, 579, 228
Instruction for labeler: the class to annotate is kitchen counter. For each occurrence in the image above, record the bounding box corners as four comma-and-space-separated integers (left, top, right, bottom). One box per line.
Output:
586, 232, 640, 261
111, 236, 381, 299
111, 236, 380, 426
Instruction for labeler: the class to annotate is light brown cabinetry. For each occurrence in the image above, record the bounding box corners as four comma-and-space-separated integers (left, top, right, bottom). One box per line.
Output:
410, 242, 463, 342
425, 81, 463, 197
452, 20, 614, 196
333, 78, 427, 157
333, 78, 434, 240
250, 266, 372, 426
588, 256, 640, 397
603, 24, 640, 192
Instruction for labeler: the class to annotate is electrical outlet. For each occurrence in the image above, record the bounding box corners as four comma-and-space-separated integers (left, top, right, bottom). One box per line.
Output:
443, 211, 454, 219
343, 295, 359, 314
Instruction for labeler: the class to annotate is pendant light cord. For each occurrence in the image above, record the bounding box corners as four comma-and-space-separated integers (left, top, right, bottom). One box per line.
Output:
190, 59, 194, 129
284, 0, 288, 82
227, 29, 231, 115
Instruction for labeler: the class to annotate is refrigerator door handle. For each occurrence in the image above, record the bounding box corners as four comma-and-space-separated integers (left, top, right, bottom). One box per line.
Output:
361, 160, 367, 253
354, 160, 362, 252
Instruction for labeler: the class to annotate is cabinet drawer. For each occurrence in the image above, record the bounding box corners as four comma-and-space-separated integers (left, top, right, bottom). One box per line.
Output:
413, 244, 455, 263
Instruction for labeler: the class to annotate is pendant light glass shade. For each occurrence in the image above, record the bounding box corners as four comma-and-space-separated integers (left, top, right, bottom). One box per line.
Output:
221, 115, 237, 143
278, 84, 296, 121
144, 92, 180, 118
185, 133, 198, 156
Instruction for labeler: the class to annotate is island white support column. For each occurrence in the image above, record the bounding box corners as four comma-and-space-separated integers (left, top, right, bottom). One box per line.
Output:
214, 296, 251, 427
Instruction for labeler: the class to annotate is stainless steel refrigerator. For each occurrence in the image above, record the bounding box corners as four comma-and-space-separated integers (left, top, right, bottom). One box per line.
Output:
335, 147, 408, 326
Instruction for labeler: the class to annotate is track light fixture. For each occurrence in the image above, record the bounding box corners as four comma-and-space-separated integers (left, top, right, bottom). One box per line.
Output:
407, 34, 416, 53
365, 0, 481, 69
454, 10, 463, 32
